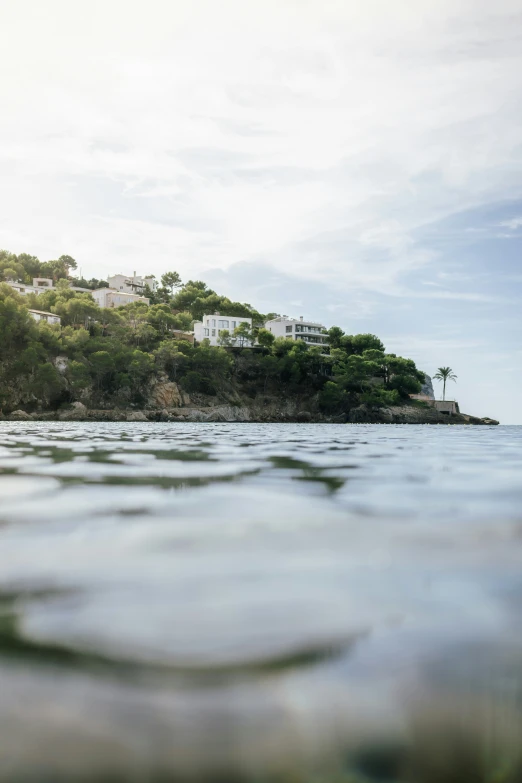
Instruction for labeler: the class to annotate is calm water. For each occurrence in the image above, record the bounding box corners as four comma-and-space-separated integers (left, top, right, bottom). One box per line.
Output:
1, 422, 522, 782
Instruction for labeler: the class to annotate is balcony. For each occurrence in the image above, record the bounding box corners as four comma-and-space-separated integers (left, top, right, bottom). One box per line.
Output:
295, 334, 328, 344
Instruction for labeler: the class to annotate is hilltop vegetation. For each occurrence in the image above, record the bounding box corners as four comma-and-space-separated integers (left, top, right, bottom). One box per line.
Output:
0, 249, 425, 417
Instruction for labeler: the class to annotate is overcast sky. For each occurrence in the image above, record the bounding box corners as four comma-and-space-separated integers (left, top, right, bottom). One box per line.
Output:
1, 0, 521, 421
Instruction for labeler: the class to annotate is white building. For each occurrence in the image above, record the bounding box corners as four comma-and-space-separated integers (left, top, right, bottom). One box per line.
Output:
193, 314, 253, 347
265, 316, 328, 347
8, 278, 91, 296
28, 309, 61, 325
91, 288, 150, 308
8, 278, 54, 296
107, 273, 158, 295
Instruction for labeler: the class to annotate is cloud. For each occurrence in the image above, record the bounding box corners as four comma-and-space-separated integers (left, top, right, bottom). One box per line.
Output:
500, 216, 522, 230
1, 0, 522, 421
1, 0, 522, 293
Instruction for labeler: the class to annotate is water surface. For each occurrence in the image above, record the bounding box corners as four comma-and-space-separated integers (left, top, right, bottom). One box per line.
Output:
1, 422, 521, 781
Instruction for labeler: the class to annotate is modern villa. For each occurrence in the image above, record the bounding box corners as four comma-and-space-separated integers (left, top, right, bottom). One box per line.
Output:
107, 273, 158, 295
193, 314, 254, 347
192, 313, 329, 348
91, 288, 150, 308
265, 316, 328, 347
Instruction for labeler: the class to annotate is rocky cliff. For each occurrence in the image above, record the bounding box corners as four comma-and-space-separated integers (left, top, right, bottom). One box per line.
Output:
2, 384, 499, 426
420, 373, 435, 399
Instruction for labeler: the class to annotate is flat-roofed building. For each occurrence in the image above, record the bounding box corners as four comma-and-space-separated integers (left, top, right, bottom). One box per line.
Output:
264, 316, 328, 347
91, 288, 150, 308
193, 314, 253, 346
7, 278, 54, 296
107, 273, 158, 295
28, 309, 61, 325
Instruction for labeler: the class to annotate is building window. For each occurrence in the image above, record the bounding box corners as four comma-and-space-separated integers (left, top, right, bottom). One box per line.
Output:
218, 320, 229, 328
212, 319, 216, 327
211, 329, 216, 336
286, 325, 293, 333
206, 319, 209, 325
231, 321, 236, 329
204, 328, 209, 336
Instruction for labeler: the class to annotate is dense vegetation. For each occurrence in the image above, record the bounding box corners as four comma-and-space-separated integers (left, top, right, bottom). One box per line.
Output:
0, 250, 424, 415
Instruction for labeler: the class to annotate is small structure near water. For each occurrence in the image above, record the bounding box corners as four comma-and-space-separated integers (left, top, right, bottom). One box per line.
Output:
410, 373, 460, 415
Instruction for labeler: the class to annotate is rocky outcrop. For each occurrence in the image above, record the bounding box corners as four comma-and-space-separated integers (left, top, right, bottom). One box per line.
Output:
53, 355, 69, 375
147, 379, 184, 409
126, 411, 149, 422
420, 373, 435, 399
374, 404, 498, 425
1, 400, 498, 425
59, 402, 88, 421
8, 410, 33, 421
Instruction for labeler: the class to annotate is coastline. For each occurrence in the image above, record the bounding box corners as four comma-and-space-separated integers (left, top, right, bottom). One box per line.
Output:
1, 402, 499, 425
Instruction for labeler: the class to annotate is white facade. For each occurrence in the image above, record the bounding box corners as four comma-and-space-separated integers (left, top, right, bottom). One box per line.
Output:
107, 273, 158, 294
265, 316, 328, 347
91, 288, 150, 308
28, 309, 61, 325
8, 278, 90, 296
193, 314, 253, 347
8, 278, 54, 296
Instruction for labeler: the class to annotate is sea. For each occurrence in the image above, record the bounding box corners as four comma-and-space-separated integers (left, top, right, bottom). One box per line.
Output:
1, 422, 522, 782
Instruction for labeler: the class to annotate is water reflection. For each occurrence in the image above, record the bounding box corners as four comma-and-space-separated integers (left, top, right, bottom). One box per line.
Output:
0, 422, 521, 781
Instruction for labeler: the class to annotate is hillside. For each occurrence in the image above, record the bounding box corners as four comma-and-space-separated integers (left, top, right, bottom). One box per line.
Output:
0, 250, 496, 424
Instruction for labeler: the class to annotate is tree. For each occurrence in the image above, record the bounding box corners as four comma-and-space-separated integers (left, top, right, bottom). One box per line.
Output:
341, 333, 385, 356
127, 350, 154, 393
39, 255, 76, 282
58, 255, 78, 274
161, 271, 183, 294
217, 329, 233, 346
147, 304, 178, 336
319, 381, 348, 413
433, 367, 457, 401
89, 351, 114, 389
327, 326, 345, 349
257, 328, 275, 349
67, 360, 91, 393
234, 322, 254, 347
154, 341, 188, 379
33, 363, 63, 406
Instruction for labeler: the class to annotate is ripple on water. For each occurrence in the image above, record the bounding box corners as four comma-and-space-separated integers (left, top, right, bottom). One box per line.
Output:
0, 422, 522, 781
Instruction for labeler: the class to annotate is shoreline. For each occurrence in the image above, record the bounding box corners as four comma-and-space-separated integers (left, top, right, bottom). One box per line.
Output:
1, 403, 499, 426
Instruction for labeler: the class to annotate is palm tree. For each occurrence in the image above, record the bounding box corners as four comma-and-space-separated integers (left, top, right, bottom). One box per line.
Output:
433, 367, 457, 401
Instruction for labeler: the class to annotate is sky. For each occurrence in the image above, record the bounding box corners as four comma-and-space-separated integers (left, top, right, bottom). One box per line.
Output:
1, 0, 521, 422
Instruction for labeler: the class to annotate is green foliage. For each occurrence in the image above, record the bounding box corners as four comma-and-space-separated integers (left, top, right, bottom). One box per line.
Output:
217, 329, 232, 346
433, 366, 457, 401
327, 326, 345, 348
360, 387, 400, 407
160, 271, 182, 293
0, 251, 425, 417
319, 381, 348, 412
233, 321, 254, 347
180, 371, 216, 395
256, 328, 275, 349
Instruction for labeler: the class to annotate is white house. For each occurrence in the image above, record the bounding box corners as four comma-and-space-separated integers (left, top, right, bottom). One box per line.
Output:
264, 316, 328, 347
107, 272, 158, 295
8, 278, 91, 296
8, 278, 54, 296
28, 309, 61, 325
193, 314, 253, 347
91, 288, 150, 308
